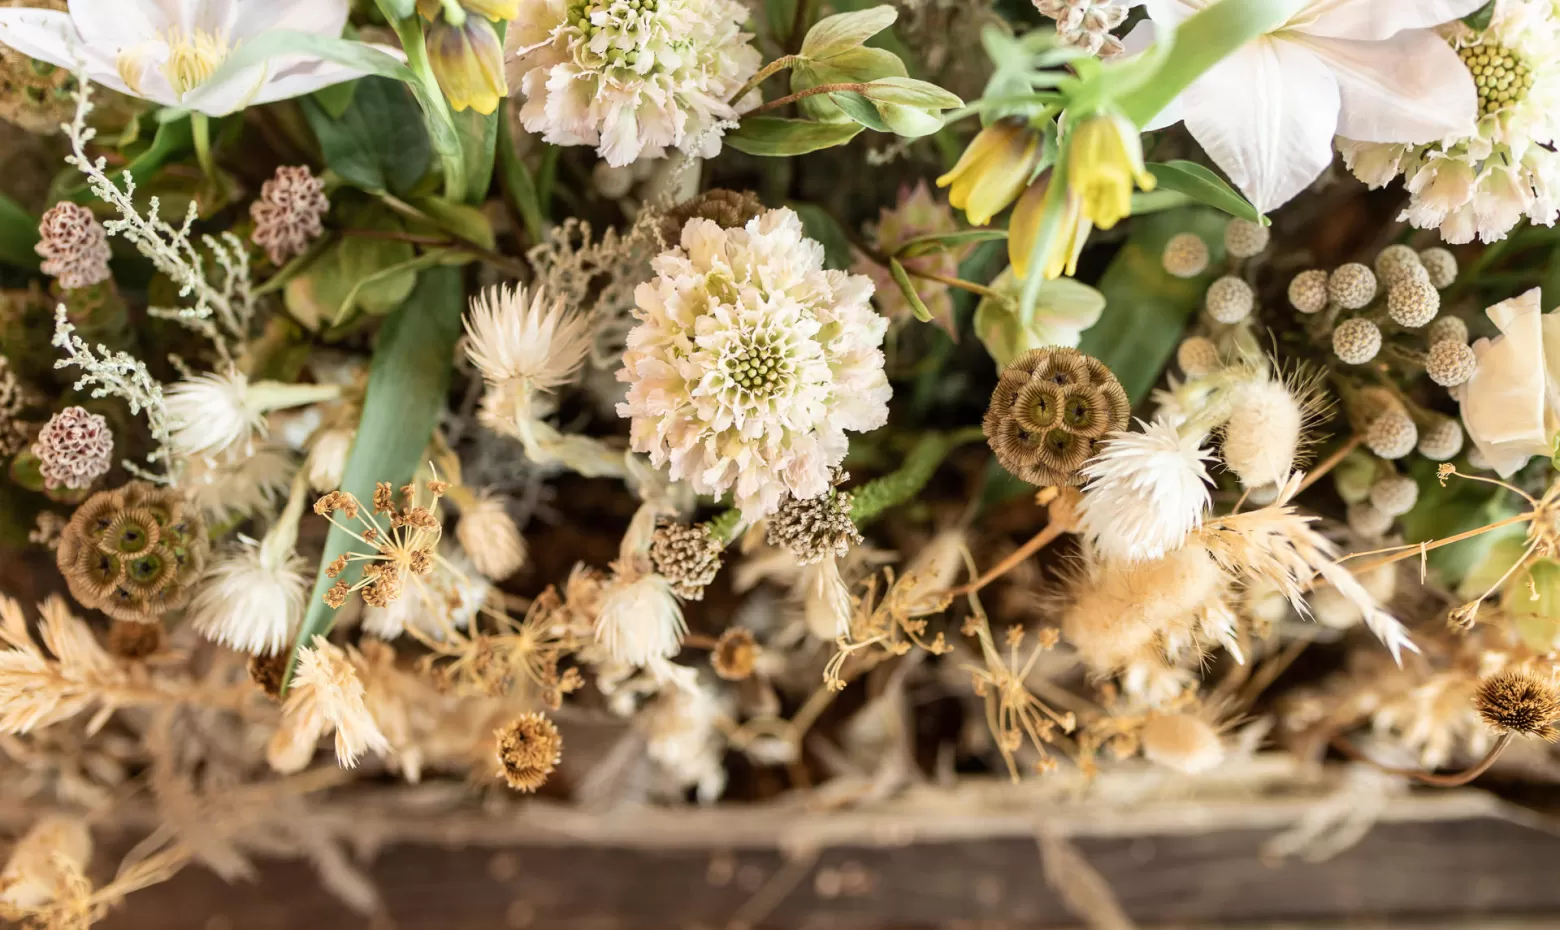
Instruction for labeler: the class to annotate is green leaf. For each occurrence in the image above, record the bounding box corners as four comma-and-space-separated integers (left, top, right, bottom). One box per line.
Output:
1147, 160, 1265, 225
727, 117, 863, 156
800, 6, 898, 60
376, 0, 418, 18
830, 91, 892, 132
888, 258, 933, 322
334, 249, 459, 324
303, 77, 431, 196
860, 76, 962, 110
791, 48, 905, 122
1403, 456, 1524, 589
312, 80, 358, 119
897, 229, 1007, 259
787, 202, 853, 269
1463, 0, 1497, 30
286, 267, 465, 689
411, 197, 496, 251
496, 114, 545, 244
0, 193, 40, 270
450, 89, 499, 206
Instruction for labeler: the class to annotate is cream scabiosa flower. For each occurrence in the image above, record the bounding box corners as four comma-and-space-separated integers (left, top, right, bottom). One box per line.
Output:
1459, 287, 1560, 476
1076, 418, 1213, 563
617, 208, 891, 518
1130, 0, 1483, 213
504, 0, 762, 167
0, 0, 380, 116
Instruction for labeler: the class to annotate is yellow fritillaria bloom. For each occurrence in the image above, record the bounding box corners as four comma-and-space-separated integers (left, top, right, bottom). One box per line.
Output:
427, 15, 507, 115
936, 119, 1043, 226
1066, 112, 1155, 230
1008, 174, 1092, 281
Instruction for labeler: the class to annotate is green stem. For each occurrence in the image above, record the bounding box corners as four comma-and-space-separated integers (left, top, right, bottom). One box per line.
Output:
748, 82, 870, 116
728, 54, 803, 106
497, 114, 546, 246
705, 508, 744, 545
851, 427, 986, 527
191, 112, 216, 182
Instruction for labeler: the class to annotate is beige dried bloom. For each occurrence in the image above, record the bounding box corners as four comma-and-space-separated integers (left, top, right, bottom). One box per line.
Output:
455, 492, 526, 580
965, 620, 1075, 779
1288, 269, 1329, 314
250, 165, 329, 265
494, 711, 562, 792
0, 815, 91, 915
649, 521, 723, 600
313, 479, 446, 610
465, 282, 591, 427
36, 201, 111, 290
0, 595, 131, 733
1140, 712, 1225, 774
766, 470, 862, 566
32, 405, 112, 490
270, 635, 390, 771
711, 626, 757, 681
1475, 669, 1560, 739
658, 188, 765, 245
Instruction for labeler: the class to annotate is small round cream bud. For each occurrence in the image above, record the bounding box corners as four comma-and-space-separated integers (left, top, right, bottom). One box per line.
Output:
1418, 247, 1458, 289
1162, 232, 1210, 278
1373, 244, 1423, 287
1426, 315, 1468, 347
1288, 269, 1329, 314
1366, 410, 1418, 460
1140, 713, 1224, 775
1223, 218, 1270, 258
1369, 475, 1419, 516
1354, 385, 1402, 424
1332, 318, 1381, 364
1176, 336, 1221, 377
1417, 416, 1464, 461
1329, 262, 1377, 310
1386, 279, 1439, 328
1206, 275, 1254, 323
1426, 339, 1477, 387
1348, 501, 1395, 537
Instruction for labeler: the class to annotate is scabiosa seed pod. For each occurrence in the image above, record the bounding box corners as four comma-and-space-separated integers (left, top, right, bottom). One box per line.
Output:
1328, 262, 1377, 310
1347, 501, 1394, 537
1223, 218, 1269, 259
1475, 670, 1560, 739
1205, 275, 1253, 324
1141, 713, 1225, 774
1287, 269, 1329, 314
1365, 410, 1418, 460
1369, 475, 1419, 516
36, 202, 111, 291
250, 165, 329, 266
56, 482, 209, 623
650, 521, 724, 600
494, 712, 562, 792
984, 347, 1130, 487
1161, 232, 1209, 278
1426, 339, 1477, 388
1418, 416, 1465, 461
1418, 247, 1458, 289
1374, 244, 1423, 287
1176, 336, 1220, 377
658, 188, 766, 245
1332, 318, 1382, 364
1427, 315, 1469, 347
1386, 279, 1439, 328
1221, 379, 1303, 487
32, 406, 112, 491
711, 626, 757, 681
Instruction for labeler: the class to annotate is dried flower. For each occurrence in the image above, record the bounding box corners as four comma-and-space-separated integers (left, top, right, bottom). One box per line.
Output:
275, 636, 390, 770
465, 283, 591, 425
594, 570, 686, 666
312, 479, 447, 610
305, 426, 353, 492
1365, 410, 1418, 460
1224, 218, 1270, 258
31, 405, 111, 490
658, 188, 765, 246
106, 617, 163, 660
1161, 232, 1209, 278
1332, 318, 1382, 365
984, 347, 1129, 487
1221, 379, 1304, 487
1034, 0, 1130, 57
1205, 275, 1253, 324
1387, 279, 1440, 328
1288, 269, 1329, 314
0, 815, 90, 913
1369, 475, 1420, 516
1475, 670, 1560, 739
1420, 247, 1458, 288
1418, 416, 1465, 461
249, 651, 288, 699
249, 165, 328, 266
187, 539, 307, 656
1427, 339, 1478, 386
55, 481, 208, 622
1374, 244, 1425, 287
1140, 712, 1225, 774
766, 471, 862, 566
455, 492, 526, 580
1077, 418, 1213, 564
35, 202, 110, 290
1428, 315, 1470, 347
1176, 337, 1221, 377
649, 521, 723, 600
711, 626, 756, 680
164, 369, 257, 458
494, 712, 562, 792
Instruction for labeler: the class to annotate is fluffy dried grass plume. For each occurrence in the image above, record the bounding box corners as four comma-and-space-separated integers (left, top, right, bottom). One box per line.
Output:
1220, 367, 1328, 487
495, 711, 562, 792
455, 492, 527, 580
269, 636, 389, 772
0, 815, 91, 915
984, 347, 1129, 487
1476, 670, 1560, 739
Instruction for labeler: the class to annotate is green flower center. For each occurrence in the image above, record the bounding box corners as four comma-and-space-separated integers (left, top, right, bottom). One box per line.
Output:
725, 340, 793, 397
1459, 41, 1535, 118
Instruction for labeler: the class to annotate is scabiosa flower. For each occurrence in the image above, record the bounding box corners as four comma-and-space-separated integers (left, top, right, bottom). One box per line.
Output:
35, 202, 110, 290
465, 283, 591, 426
617, 208, 891, 518
1340, 1, 1560, 243
187, 538, 307, 656
250, 165, 329, 266
1076, 418, 1214, 564
32, 406, 112, 491
505, 0, 762, 167
850, 181, 970, 336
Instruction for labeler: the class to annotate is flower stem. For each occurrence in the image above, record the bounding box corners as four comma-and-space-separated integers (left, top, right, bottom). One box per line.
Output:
1296, 434, 1362, 493
949, 520, 1067, 597
851, 427, 986, 527
191, 112, 216, 183
728, 55, 803, 106
1330, 731, 1513, 787
747, 82, 871, 116
901, 265, 1006, 302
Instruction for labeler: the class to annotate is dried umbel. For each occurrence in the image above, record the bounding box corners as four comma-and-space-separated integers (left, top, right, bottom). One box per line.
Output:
31, 405, 112, 490
495, 711, 562, 792
1475, 670, 1560, 739
35, 202, 111, 290
55, 481, 209, 622
250, 165, 329, 265
657, 188, 765, 245
766, 471, 863, 566
649, 521, 724, 599
984, 347, 1129, 487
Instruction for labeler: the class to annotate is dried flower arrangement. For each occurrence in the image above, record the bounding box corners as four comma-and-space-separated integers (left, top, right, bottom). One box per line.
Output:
0, 0, 1555, 924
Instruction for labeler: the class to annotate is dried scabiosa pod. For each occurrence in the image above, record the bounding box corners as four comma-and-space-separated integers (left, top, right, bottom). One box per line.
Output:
712, 626, 757, 681
495, 712, 562, 792
766, 469, 862, 565
250, 165, 329, 265
650, 520, 724, 600
657, 188, 765, 245
984, 347, 1129, 487
55, 481, 208, 622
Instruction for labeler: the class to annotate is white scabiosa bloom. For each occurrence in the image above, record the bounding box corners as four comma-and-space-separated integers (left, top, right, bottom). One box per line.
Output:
595, 570, 687, 667
1077, 418, 1213, 564
505, 0, 762, 167
618, 208, 892, 518
1340, 0, 1560, 243
187, 538, 307, 656
465, 283, 592, 425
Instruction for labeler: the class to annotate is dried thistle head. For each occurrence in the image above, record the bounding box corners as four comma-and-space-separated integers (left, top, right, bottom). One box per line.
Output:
249, 651, 288, 700
1476, 670, 1560, 740
984, 347, 1128, 487
658, 188, 765, 246
712, 626, 757, 681
649, 520, 723, 599
55, 482, 208, 622
495, 711, 562, 792
766, 469, 862, 565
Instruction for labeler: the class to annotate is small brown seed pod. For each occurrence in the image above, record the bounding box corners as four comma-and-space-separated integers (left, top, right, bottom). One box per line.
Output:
56, 481, 209, 622
984, 347, 1129, 487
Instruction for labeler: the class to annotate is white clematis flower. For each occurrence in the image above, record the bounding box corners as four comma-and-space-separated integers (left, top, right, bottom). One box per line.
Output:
1130, 0, 1484, 213
1459, 287, 1560, 477
0, 0, 376, 116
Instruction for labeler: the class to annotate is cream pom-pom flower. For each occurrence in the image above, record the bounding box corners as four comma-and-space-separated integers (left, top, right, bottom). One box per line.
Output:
1076, 418, 1214, 564
617, 207, 892, 518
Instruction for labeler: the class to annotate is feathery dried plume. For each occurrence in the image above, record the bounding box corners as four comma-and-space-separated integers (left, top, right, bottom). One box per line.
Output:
0, 815, 91, 915
649, 521, 723, 600
36, 201, 111, 290
1077, 418, 1212, 563
270, 635, 390, 771
250, 164, 329, 265
1476, 669, 1560, 739
1140, 712, 1225, 774
494, 712, 562, 792
454, 491, 526, 580
32, 405, 112, 490
985, 347, 1129, 487
187, 538, 307, 656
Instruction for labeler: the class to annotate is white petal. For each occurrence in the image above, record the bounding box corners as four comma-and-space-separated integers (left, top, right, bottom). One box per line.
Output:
1298, 32, 1475, 143
1143, 0, 1202, 26
1290, 0, 1489, 40
232, 0, 350, 38
1180, 40, 1340, 213
0, 8, 81, 70
67, 0, 171, 52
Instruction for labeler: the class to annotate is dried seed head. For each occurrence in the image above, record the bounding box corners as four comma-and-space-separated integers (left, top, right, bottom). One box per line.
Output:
1329, 263, 1377, 310
1223, 218, 1269, 259
1176, 336, 1221, 377
1476, 670, 1560, 739
495, 712, 562, 792
1221, 379, 1303, 487
107, 618, 163, 660
36, 202, 111, 290
1141, 713, 1224, 774
1161, 232, 1209, 278
1288, 269, 1329, 314
650, 521, 724, 598
250, 165, 329, 265
1426, 339, 1477, 387
456, 493, 526, 580
1347, 501, 1394, 537
712, 626, 757, 681
1332, 318, 1381, 364
249, 651, 288, 699
1369, 475, 1419, 516
1427, 315, 1469, 348
1205, 275, 1254, 324
1418, 416, 1465, 461
1365, 410, 1418, 460
32, 406, 113, 491
767, 473, 861, 566
1386, 279, 1439, 328
659, 188, 766, 245
1418, 247, 1458, 289
56, 482, 209, 622
984, 347, 1130, 487
1373, 244, 1424, 287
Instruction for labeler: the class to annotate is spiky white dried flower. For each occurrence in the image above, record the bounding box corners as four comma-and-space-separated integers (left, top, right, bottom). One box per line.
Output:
165, 369, 259, 458
456, 492, 527, 580
618, 208, 891, 518
505, 0, 761, 167
595, 570, 686, 666
1077, 418, 1213, 564
465, 283, 591, 425
271, 636, 389, 771
188, 538, 306, 657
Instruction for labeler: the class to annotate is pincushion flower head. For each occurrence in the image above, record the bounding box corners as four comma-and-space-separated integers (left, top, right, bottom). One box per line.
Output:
617, 207, 891, 518
1131, 0, 1484, 213
0, 0, 380, 116
1340, 0, 1560, 243
504, 0, 762, 167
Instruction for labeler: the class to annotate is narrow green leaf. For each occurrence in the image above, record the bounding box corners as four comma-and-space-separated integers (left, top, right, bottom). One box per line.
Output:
727, 117, 863, 156
897, 228, 1007, 259
888, 257, 933, 322
334, 249, 457, 324
0, 193, 40, 270
412, 197, 496, 251
830, 91, 892, 132
376, 0, 418, 18
1147, 160, 1265, 225
496, 113, 545, 244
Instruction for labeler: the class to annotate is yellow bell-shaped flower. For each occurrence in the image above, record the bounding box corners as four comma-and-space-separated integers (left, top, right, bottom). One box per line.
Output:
427, 14, 507, 115
1066, 112, 1155, 231
936, 118, 1043, 227
1008, 173, 1092, 281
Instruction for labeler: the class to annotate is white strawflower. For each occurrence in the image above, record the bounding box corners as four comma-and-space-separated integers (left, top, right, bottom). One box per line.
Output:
506, 0, 762, 167
465, 283, 591, 424
188, 538, 307, 656
166, 369, 262, 458
1339, 1, 1560, 243
1077, 418, 1213, 564
618, 208, 891, 518
595, 570, 687, 666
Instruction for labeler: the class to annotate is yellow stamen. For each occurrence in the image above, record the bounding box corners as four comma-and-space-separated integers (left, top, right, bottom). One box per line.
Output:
161, 28, 231, 98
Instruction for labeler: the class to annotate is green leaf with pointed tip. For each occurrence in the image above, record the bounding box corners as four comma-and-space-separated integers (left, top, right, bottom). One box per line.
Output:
1147, 160, 1265, 225
889, 257, 933, 322
727, 117, 863, 156
303, 77, 431, 197
800, 5, 898, 60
